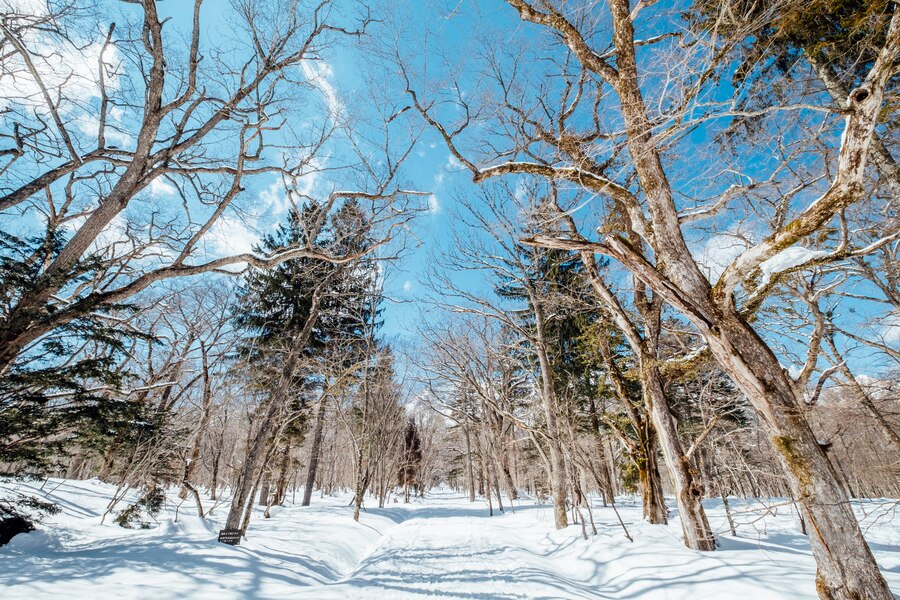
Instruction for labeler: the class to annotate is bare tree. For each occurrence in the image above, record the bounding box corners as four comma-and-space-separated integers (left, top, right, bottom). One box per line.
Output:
0, 0, 421, 378
397, 1, 898, 596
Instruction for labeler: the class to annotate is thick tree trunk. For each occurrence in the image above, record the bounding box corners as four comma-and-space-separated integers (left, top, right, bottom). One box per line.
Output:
706, 310, 891, 598
224, 402, 280, 531
302, 397, 328, 506
352, 455, 369, 522
209, 447, 221, 501
605, 0, 893, 589
498, 450, 518, 502
579, 251, 711, 540
273, 443, 291, 506
588, 397, 615, 505
223, 290, 324, 534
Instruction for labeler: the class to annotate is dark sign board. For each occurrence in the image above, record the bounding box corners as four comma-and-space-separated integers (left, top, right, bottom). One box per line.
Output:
218, 528, 242, 545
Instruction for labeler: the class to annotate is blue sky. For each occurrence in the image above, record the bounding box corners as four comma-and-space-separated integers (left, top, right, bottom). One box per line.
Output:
3, 0, 894, 377
152, 0, 895, 373
150, 0, 514, 340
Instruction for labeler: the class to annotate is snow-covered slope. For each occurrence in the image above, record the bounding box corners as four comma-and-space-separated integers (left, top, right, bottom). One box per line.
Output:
1, 478, 898, 599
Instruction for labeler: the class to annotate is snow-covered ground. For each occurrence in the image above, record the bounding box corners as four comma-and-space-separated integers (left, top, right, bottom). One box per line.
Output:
1, 478, 898, 599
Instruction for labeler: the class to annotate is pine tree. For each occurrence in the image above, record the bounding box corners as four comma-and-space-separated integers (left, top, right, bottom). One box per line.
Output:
226, 199, 384, 524
0, 229, 155, 474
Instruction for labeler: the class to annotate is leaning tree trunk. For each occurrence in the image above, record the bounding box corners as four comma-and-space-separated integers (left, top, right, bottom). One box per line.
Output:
605, 0, 894, 590
223, 401, 280, 531
704, 310, 893, 598
580, 244, 714, 547
223, 290, 325, 533
524, 29, 896, 588
595, 327, 669, 524
223, 351, 300, 531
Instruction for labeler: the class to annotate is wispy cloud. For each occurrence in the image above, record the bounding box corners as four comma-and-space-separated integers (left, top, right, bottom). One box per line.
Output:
301, 60, 342, 118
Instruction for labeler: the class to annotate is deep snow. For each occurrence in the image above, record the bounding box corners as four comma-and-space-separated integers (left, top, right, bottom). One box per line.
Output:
1, 478, 898, 599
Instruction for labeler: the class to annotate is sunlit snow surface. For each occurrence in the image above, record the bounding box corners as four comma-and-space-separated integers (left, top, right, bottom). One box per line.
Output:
1, 478, 898, 599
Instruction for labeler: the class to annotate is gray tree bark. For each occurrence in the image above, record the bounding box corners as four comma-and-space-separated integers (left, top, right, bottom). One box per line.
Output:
302, 397, 328, 506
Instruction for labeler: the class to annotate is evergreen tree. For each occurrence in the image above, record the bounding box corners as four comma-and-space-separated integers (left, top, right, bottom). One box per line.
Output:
0, 228, 155, 473
231, 199, 383, 429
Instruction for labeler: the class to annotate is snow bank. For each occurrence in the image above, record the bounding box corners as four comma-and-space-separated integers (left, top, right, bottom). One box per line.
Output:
1, 478, 898, 599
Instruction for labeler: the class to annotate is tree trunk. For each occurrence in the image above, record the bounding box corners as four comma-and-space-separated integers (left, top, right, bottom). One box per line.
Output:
588, 397, 615, 505
223, 291, 324, 533
604, 0, 894, 587
580, 247, 713, 547
180, 342, 214, 501
463, 417, 476, 502
498, 450, 518, 502
705, 310, 892, 598
209, 448, 221, 501
302, 397, 328, 506
352, 456, 369, 522
643, 364, 716, 550
224, 402, 280, 531
531, 295, 568, 529
273, 443, 291, 506
636, 433, 668, 525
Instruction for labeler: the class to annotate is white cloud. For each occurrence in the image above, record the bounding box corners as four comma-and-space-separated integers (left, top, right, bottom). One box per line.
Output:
73, 113, 132, 147
205, 215, 259, 257
149, 176, 177, 197
881, 312, 900, 343
258, 180, 291, 216
296, 168, 323, 200
2, 0, 49, 15
693, 230, 752, 282
402, 280, 414, 292
0, 17, 121, 114
429, 153, 463, 212
513, 180, 527, 202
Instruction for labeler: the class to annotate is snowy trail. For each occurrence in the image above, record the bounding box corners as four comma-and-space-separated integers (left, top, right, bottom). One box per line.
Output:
309, 498, 600, 599
1, 479, 899, 599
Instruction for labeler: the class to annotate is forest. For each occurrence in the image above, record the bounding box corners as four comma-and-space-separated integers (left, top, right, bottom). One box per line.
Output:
0, 0, 898, 598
